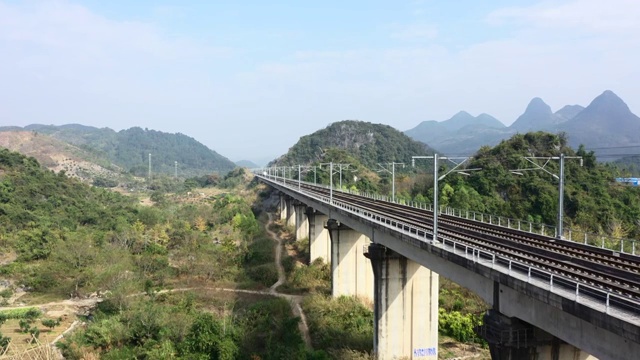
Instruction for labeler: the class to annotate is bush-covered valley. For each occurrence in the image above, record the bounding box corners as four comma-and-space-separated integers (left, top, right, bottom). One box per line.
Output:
0, 148, 384, 359
5, 130, 637, 359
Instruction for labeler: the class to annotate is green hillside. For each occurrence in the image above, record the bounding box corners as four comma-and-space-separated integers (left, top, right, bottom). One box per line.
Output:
273, 120, 433, 168
418, 132, 640, 238
0, 148, 137, 240
4, 124, 237, 177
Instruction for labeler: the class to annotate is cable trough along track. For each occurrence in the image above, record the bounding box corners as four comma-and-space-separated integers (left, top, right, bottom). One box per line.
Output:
281, 181, 640, 306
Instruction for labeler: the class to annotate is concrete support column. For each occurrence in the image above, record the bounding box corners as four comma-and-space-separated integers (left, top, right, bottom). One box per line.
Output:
285, 198, 296, 227
326, 219, 373, 301
478, 311, 597, 360
366, 243, 439, 360
294, 203, 309, 241
307, 209, 330, 264
279, 194, 287, 221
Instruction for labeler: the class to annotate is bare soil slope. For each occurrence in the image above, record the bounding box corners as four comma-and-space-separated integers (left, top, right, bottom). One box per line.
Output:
0, 131, 121, 183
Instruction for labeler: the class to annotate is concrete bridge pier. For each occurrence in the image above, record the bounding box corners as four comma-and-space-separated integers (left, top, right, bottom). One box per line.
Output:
326, 219, 373, 301
285, 198, 296, 227
294, 203, 308, 241
477, 310, 597, 360
307, 208, 330, 264
278, 194, 287, 221
365, 243, 439, 360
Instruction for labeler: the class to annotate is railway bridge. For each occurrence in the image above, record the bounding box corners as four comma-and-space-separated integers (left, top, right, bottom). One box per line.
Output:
257, 174, 640, 360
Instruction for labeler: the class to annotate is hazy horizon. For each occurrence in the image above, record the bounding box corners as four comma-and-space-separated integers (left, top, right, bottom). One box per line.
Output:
1, 1, 638, 163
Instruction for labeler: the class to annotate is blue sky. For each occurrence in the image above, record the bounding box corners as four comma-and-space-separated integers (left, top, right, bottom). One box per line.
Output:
1, 0, 639, 164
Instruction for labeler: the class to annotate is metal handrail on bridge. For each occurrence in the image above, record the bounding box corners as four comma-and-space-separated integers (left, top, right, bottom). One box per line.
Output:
259, 174, 640, 324
262, 172, 638, 256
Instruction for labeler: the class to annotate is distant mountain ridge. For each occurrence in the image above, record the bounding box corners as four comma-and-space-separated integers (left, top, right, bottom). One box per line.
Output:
561, 90, 640, 152
236, 160, 259, 168
404, 90, 639, 157
0, 124, 236, 176
510, 97, 554, 132
404, 111, 504, 147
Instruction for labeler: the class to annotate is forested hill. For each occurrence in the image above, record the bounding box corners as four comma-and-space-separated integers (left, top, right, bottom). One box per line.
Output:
0, 148, 137, 243
435, 132, 640, 237
0, 124, 236, 176
272, 120, 433, 167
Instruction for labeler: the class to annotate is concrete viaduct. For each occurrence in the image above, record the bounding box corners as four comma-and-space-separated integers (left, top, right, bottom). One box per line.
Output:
260, 175, 640, 360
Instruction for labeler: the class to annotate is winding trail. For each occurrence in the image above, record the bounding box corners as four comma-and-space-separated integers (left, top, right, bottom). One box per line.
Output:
268, 212, 286, 295
265, 213, 313, 349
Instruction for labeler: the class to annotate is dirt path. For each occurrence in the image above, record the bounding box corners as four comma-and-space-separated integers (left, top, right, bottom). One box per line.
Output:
268, 212, 286, 295
265, 213, 313, 349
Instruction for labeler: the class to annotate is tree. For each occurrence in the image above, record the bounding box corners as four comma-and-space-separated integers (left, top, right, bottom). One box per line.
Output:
0, 332, 9, 353
194, 217, 208, 232
41, 318, 61, 331
181, 313, 238, 360
49, 230, 98, 296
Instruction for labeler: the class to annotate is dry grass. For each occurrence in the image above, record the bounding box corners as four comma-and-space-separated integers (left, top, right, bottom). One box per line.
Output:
438, 336, 490, 359
1, 337, 59, 360
0, 315, 75, 359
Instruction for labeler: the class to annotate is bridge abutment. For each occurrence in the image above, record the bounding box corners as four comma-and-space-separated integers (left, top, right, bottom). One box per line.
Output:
326, 219, 373, 301
366, 243, 439, 360
307, 208, 330, 263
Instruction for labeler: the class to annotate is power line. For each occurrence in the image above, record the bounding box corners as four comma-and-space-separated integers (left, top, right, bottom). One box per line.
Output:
594, 154, 640, 158
585, 145, 640, 150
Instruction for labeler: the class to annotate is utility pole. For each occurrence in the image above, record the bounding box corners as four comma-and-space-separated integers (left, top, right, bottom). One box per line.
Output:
148, 153, 151, 182
413, 155, 479, 243
330, 162, 333, 204
297, 165, 317, 186
558, 154, 565, 237
333, 163, 352, 190
510, 154, 582, 239
377, 162, 405, 202
432, 155, 439, 243
174, 161, 178, 179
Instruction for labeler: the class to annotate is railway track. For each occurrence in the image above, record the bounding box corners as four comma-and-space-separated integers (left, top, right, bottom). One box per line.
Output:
276, 179, 640, 301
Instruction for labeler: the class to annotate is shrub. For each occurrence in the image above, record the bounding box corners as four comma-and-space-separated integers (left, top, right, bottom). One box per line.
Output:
181, 313, 238, 360
42, 317, 62, 330
245, 263, 278, 287
282, 255, 296, 275
0, 307, 42, 320
0, 332, 10, 353
438, 308, 483, 343
302, 295, 373, 352
0, 288, 13, 299
286, 259, 330, 294
244, 237, 275, 266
